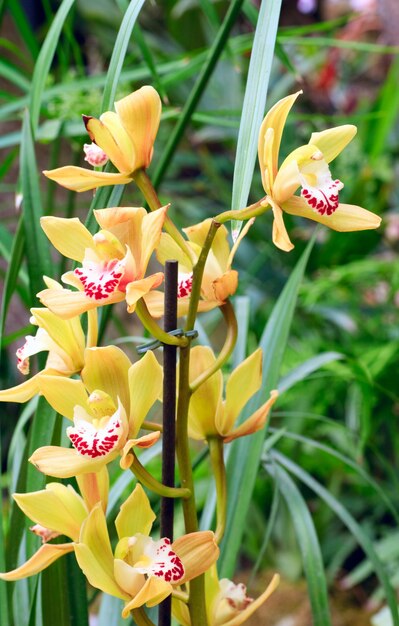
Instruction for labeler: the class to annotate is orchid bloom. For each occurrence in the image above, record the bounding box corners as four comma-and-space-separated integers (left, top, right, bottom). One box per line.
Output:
29, 347, 163, 478
0, 304, 85, 404
74, 483, 219, 617
173, 565, 279, 626
258, 91, 381, 251
43, 86, 161, 192
144, 217, 253, 318
37, 205, 166, 319
0, 469, 108, 581
188, 347, 278, 442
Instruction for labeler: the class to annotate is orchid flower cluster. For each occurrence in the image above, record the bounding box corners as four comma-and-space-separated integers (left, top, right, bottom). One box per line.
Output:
0, 86, 380, 626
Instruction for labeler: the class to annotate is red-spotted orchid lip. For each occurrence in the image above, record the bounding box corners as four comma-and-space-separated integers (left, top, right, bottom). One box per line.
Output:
219, 579, 253, 610
74, 258, 126, 300
83, 142, 109, 167
301, 177, 344, 216
177, 273, 193, 298
67, 410, 124, 459
130, 536, 185, 583
16, 337, 34, 375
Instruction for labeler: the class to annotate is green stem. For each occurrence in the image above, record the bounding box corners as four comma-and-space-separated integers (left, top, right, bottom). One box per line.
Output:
175, 220, 221, 626
215, 196, 269, 223
190, 300, 237, 393
208, 437, 227, 544
133, 169, 196, 264
130, 454, 191, 499
131, 608, 156, 626
135, 299, 188, 348
142, 420, 163, 433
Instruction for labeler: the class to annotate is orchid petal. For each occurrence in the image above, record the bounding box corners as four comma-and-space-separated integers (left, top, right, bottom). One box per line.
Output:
29, 446, 110, 478
128, 351, 162, 435
156, 233, 193, 272
86, 112, 134, 173
121, 577, 172, 615
125, 273, 164, 313
258, 91, 302, 183
0, 543, 74, 581
224, 390, 278, 443
269, 199, 294, 252
38, 285, 124, 319
140, 205, 168, 274
0, 371, 45, 403
225, 574, 280, 626
14, 483, 87, 542
42, 166, 132, 192
172, 531, 219, 585
31, 307, 85, 369
39, 376, 88, 420
93, 206, 145, 254
82, 346, 131, 412
220, 349, 263, 436
40, 216, 95, 262
283, 196, 382, 232
114, 559, 145, 596
212, 270, 238, 304
115, 483, 155, 540
114, 86, 162, 170
188, 347, 223, 440
309, 125, 357, 163
119, 432, 161, 470
76, 467, 109, 512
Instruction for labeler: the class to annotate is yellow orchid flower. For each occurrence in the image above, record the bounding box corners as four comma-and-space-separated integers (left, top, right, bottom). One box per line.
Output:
257, 91, 381, 251
0, 470, 109, 581
173, 565, 279, 626
37, 205, 166, 319
73, 483, 219, 617
43, 86, 161, 192
0, 303, 86, 404
144, 217, 254, 318
188, 346, 278, 442
29, 348, 163, 478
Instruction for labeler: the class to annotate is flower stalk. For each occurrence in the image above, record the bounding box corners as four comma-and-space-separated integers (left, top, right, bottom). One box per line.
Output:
208, 437, 227, 544
130, 453, 190, 499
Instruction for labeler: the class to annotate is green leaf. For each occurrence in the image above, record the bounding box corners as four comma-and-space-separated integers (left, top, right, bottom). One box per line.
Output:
101, 0, 146, 112
231, 0, 282, 235
218, 234, 315, 577
20, 111, 53, 301
29, 0, 75, 133
153, 0, 246, 188
273, 451, 399, 626
7, 0, 39, 60
0, 215, 25, 347
267, 462, 332, 626
278, 351, 344, 394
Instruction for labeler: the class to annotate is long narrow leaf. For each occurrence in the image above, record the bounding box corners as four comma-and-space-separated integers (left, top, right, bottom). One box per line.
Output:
29, 0, 75, 133
273, 451, 399, 626
219, 235, 315, 577
0, 215, 25, 347
278, 351, 344, 394
267, 462, 332, 626
231, 0, 282, 235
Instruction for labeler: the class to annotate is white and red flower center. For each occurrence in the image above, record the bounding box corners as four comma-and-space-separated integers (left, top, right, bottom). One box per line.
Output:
75, 259, 125, 300
132, 536, 184, 583
83, 143, 108, 167
67, 410, 124, 459
299, 156, 344, 216
219, 579, 253, 611
177, 273, 193, 299
30, 524, 60, 543
16, 338, 33, 375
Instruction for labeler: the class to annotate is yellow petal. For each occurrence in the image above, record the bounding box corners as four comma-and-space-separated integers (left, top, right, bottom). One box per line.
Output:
140, 206, 168, 274
220, 349, 262, 436
115, 483, 155, 540
258, 91, 302, 183
212, 270, 238, 303
39, 375, 88, 420
38, 285, 124, 319
43, 166, 133, 192
225, 574, 280, 626
125, 273, 164, 313
14, 483, 87, 541
122, 576, 172, 615
114, 86, 162, 170
224, 389, 278, 443
0, 371, 43, 403
87, 111, 134, 172
76, 467, 109, 512
184, 219, 230, 273
31, 307, 85, 370
309, 125, 357, 163
269, 199, 294, 252
188, 347, 223, 440
40, 216, 95, 263
0, 543, 74, 581
94, 206, 146, 253
283, 196, 382, 232
172, 531, 219, 585
82, 346, 131, 413
119, 432, 161, 470
29, 446, 109, 478
172, 597, 191, 626
114, 559, 145, 596
156, 233, 193, 272
128, 351, 162, 435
